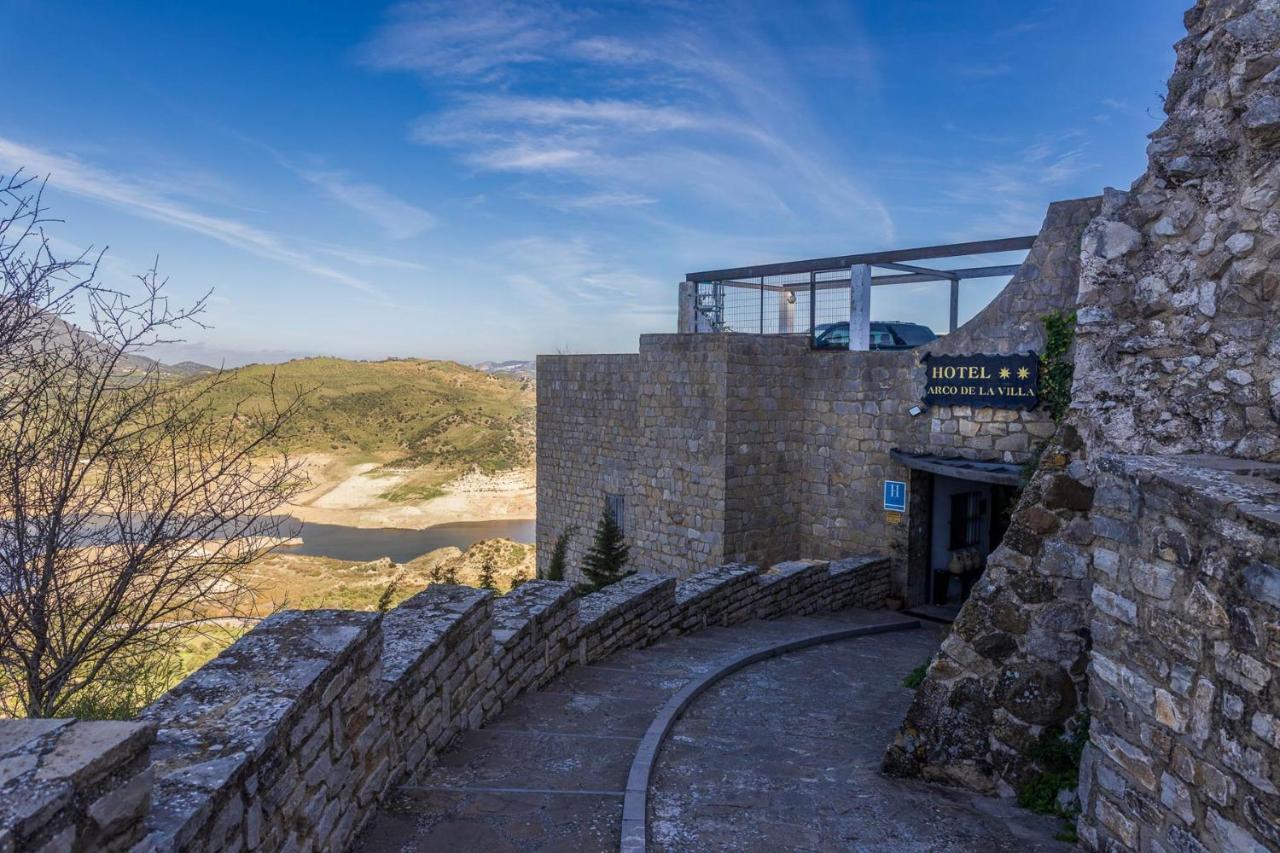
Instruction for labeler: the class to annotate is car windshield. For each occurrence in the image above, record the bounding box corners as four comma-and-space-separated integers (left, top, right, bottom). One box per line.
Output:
819, 326, 848, 346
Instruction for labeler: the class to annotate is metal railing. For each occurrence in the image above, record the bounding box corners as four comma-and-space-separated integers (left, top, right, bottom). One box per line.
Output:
684, 235, 1036, 348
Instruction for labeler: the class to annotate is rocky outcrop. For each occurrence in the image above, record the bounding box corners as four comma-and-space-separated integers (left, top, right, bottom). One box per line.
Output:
1073, 0, 1280, 462
884, 430, 1096, 794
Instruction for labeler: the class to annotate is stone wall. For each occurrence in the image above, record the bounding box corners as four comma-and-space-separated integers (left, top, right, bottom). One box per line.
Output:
535, 196, 1097, 588
723, 336, 807, 568
884, 430, 1097, 794
380, 586, 491, 784
0, 719, 154, 852
1078, 456, 1280, 851
0, 557, 891, 853
138, 609, 385, 852
535, 353, 640, 582
631, 336, 730, 576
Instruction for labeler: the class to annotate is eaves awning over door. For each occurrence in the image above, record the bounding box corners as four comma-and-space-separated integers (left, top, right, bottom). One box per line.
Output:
890, 449, 1024, 486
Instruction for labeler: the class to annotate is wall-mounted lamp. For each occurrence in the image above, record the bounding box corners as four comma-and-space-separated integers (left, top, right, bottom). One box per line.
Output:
908, 405, 925, 417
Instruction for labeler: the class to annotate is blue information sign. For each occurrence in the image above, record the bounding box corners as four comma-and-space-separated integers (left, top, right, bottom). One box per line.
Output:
883, 480, 907, 512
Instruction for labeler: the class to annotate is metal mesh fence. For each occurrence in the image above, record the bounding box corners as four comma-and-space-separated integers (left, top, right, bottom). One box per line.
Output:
686, 235, 1035, 349
694, 270, 850, 344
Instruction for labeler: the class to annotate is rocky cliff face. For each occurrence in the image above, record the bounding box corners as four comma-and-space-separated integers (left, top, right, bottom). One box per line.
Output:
1074, 0, 1280, 462
885, 0, 1280, 819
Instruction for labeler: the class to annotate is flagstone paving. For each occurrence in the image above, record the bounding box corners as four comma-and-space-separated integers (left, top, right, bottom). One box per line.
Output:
357, 610, 1070, 852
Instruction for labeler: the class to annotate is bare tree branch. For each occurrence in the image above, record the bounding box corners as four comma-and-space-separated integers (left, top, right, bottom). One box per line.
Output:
0, 170, 308, 717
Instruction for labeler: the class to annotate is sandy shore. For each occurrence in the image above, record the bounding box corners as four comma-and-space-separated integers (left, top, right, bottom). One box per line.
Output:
289, 455, 535, 530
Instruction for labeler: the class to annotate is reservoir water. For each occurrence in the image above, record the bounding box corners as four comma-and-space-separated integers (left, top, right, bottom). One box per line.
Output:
277, 518, 535, 563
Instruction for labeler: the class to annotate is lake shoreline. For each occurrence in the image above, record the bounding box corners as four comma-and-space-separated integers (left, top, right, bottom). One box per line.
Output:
274, 516, 536, 564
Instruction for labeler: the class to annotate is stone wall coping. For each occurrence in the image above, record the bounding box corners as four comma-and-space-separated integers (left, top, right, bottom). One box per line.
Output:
490, 580, 576, 646
138, 609, 380, 849
380, 585, 490, 684
536, 352, 639, 365
0, 718, 155, 850
1101, 454, 1280, 533
759, 559, 830, 587
674, 563, 760, 605
828, 555, 888, 576
576, 574, 677, 626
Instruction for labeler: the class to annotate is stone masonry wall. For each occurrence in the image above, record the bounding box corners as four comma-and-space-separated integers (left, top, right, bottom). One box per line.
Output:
535, 353, 640, 582
1078, 456, 1280, 851
629, 336, 730, 576
0, 557, 892, 853
723, 335, 807, 568
0, 719, 154, 853
884, 430, 1097, 794
137, 609, 385, 852
536, 198, 1097, 588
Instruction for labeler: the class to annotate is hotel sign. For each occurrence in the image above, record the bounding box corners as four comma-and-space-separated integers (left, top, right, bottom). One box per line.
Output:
922, 353, 1039, 410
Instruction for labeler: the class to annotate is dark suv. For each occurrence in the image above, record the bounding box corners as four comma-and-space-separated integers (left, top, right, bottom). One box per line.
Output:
813, 321, 937, 350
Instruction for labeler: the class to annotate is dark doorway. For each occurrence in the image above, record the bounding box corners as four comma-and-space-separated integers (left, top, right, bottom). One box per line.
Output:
926, 475, 1019, 617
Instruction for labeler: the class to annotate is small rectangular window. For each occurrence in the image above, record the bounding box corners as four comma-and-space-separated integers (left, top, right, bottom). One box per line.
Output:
948, 491, 986, 550
606, 493, 625, 535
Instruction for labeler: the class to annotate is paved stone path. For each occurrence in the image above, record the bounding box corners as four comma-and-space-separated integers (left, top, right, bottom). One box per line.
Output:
648, 624, 1073, 853
357, 610, 1070, 852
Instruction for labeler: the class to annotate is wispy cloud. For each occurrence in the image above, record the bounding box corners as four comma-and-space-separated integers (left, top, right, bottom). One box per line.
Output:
359, 0, 573, 81
295, 167, 437, 239
362, 0, 894, 241
0, 137, 377, 294
932, 134, 1099, 238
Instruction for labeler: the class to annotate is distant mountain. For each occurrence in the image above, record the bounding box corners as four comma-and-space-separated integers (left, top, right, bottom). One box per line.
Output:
165, 360, 217, 377
180, 357, 534, 473
474, 360, 535, 380
44, 317, 216, 379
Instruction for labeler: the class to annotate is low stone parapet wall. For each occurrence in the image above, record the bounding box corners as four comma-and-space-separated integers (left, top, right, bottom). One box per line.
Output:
829, 555, 892, 611
1, 552, 894, 852
673, 562, 762, 631
0, 719, 155, 853
756, 559, 831, 618
576, 575, 679, 664
379, 585, 491, 787
137, 609, 384, 853
490, 581, 577, 712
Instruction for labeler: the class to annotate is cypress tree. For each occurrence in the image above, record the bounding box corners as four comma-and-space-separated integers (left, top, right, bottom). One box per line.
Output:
543, 527, 575, 582
508, 568, 531, 592
441, 562, 459, 585
478, 557, 498, 591
581, 504, 631, 591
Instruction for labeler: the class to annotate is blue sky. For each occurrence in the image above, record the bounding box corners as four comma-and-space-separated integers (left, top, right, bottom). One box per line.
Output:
1, 1, 1183, 365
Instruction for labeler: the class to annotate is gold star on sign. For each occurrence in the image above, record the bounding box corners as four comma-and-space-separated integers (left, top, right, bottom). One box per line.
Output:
999, 367, 1011, 379
1017, 367, 1030, 380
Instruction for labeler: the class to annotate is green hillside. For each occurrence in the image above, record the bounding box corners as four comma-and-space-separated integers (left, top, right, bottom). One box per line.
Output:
185, 357, 534, 474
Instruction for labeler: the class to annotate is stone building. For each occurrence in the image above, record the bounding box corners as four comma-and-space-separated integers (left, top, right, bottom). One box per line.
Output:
537, 196, 1099, 609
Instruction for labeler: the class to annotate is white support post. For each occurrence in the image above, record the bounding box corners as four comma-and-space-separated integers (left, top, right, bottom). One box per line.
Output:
677, 281, 697, 333
849, 264, 871, 351
777, 290, 796, 334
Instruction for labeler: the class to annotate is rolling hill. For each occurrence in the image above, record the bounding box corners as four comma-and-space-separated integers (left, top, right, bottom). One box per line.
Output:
184, 357, 535, 477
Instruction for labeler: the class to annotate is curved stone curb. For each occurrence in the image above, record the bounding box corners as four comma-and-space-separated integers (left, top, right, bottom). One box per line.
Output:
618, 617, 921, 852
